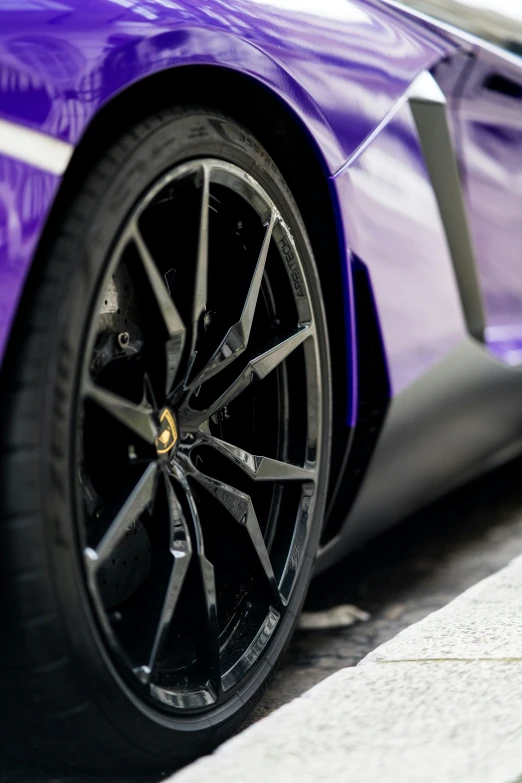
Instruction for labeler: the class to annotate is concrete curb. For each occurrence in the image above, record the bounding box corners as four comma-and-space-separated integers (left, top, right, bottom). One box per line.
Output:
168, 553, 522, 783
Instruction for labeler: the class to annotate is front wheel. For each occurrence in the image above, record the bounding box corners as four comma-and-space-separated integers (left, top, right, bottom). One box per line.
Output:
0, 109, 332, 776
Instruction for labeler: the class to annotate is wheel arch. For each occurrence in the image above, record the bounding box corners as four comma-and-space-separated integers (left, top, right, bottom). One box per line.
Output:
40, 63, 355, 530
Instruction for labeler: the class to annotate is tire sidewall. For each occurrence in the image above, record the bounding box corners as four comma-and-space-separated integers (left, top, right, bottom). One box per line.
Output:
40, 111, 332, 761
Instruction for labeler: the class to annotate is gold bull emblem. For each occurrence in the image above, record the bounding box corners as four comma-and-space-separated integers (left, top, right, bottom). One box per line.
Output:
155, 408, 178, 455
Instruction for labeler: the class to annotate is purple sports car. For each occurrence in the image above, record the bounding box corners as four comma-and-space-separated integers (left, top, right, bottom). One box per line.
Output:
1, 0, 521, 776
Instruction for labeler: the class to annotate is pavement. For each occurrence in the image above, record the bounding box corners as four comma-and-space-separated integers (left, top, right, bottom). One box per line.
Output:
169, 531, 522, 781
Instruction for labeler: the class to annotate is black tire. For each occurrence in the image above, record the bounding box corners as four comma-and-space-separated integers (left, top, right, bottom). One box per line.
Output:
0, 108, 331, 779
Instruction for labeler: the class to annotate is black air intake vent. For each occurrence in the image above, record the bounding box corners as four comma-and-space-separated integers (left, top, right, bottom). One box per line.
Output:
321, 258, 390, 545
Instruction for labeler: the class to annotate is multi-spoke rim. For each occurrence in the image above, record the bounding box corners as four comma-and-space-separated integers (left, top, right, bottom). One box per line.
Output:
75, 159, 322, 712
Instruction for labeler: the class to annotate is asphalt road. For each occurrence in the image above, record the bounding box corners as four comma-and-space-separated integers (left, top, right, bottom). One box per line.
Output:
246, 454, 522, 725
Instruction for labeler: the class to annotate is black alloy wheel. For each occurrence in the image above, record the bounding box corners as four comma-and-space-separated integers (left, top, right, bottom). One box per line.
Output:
0, 110, 332, 775
79, 158, 323, 710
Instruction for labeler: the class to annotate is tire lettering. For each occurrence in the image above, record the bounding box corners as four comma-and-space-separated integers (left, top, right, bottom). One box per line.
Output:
278, 238, 305, 298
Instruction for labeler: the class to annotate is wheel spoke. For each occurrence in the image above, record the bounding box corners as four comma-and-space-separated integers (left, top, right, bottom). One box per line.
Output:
145, 476, 192, 677
83, 379, 158, 445
189, 163, 210, 361
202, 434, 316, 482
181, 475, 221, 690
85, 462, 158, 569
190, 469, 281, 606
131, 224, 186, 394
192, 210, 277, 386
180, 325, 313, 429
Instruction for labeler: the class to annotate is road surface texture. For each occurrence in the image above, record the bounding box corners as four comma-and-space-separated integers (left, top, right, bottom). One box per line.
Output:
7, 456, 522, 782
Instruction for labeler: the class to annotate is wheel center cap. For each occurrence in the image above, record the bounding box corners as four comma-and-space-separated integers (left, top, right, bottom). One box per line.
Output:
156, 407, 179, 456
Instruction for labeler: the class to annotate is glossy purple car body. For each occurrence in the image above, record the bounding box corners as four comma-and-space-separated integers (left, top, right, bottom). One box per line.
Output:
1, 2, 522, 571
4, 0, 522, 774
